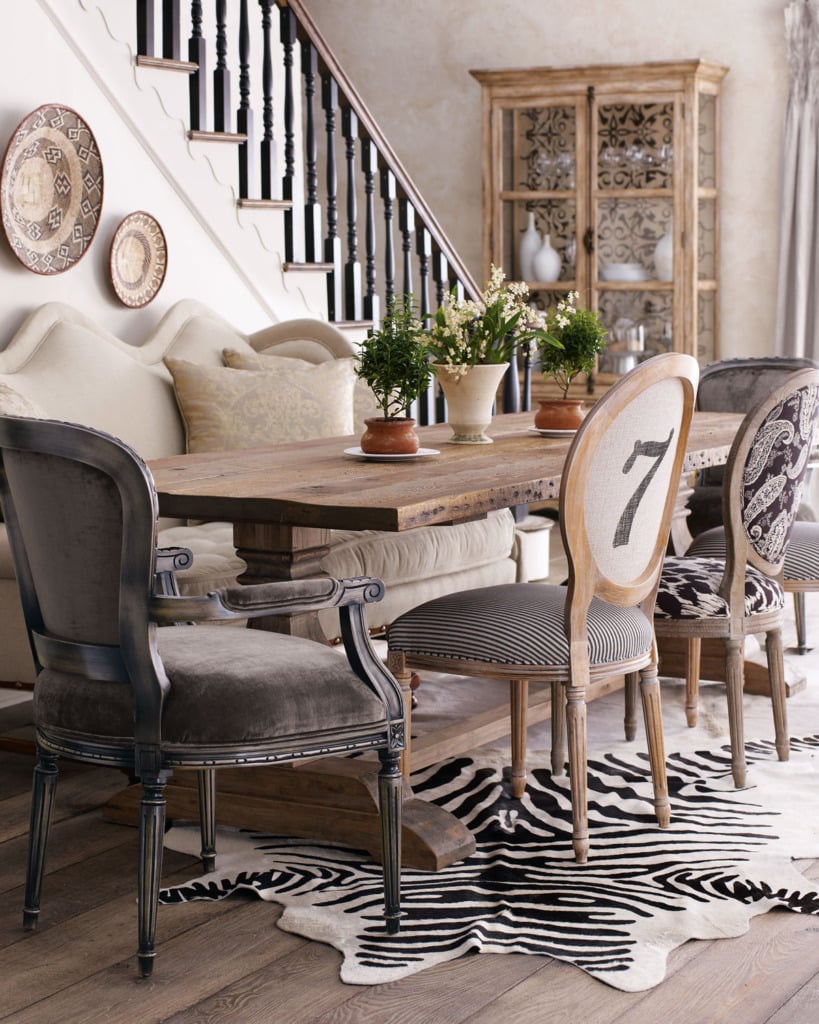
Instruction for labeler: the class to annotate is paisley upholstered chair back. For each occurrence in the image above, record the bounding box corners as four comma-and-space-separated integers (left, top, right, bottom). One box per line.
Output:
732, 373, 819, 574
559, 352, 699, 611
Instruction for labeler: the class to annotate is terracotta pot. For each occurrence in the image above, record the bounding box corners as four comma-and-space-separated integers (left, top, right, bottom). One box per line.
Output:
534, 399, 586, 432
360, 417, 419, 455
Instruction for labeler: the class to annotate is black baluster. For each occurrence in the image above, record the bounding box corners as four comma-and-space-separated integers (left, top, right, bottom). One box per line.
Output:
259, 0, 277, 199
343, 108, 362, 321
162, 0, 180, 60
361, 139, 379, 322
137, 0, 155, 57
416, 226, 432, 321
280, 6, 297, 261
323, 74, 342, 320
302, 42, 322, 263
432, 250, 449, 309
236, 0, 254, 198
188, 1, 206, 131
381, 168, 396, 307
399, 199, 414, 298
213, 0, 230, 132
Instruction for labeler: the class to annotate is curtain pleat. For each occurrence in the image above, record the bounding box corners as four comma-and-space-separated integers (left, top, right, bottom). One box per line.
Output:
776, 0, 819, 358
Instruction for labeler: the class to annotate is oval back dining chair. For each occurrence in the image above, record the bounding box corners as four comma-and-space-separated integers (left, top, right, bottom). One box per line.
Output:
683, 356, 819, 654
0, 414, 404, 978
654, 368, 819, 788
387, 352, 699, 863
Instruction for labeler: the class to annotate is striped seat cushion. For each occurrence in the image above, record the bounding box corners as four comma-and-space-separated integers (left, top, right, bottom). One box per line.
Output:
387, 583, 653, 668
655, 556, 785, 620
687, 522, 819, 583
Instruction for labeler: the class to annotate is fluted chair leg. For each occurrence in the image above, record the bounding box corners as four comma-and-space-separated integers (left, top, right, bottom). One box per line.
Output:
550, 681, 566, 777
793, 592, 808, 654
685, 636, 701, 727
378, 749, 402, 935
510, 679, 528, 798
137, 776, 168, 978
624, 672, 639, 741
566, 682, 589, 864
764, 627, 790, 762
23, 748, 59, 931
197, 769, 217, 873
724, 637, 747, 787
639, 666, 670, 827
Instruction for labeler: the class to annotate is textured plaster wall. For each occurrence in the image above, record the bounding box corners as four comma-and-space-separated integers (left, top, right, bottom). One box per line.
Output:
304, 0, 790, 359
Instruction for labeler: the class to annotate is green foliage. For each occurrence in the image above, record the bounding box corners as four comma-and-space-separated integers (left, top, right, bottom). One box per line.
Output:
536, 294, 607, 399
356, 295, 431, 420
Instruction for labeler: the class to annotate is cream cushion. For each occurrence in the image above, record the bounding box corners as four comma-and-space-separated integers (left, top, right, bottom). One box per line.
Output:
223, 348, 379, 435
165, 357, 356, 453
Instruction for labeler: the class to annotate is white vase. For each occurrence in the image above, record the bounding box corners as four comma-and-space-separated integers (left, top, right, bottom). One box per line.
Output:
532, 233, 561, 282
519, 211, 541, 282
432, 363, 509, 444
654, 227, 673, 281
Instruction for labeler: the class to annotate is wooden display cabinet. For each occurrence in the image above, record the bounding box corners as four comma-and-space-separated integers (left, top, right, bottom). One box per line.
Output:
471, 60, 728, 398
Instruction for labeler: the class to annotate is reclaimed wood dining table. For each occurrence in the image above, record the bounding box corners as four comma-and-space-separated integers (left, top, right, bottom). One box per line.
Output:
104, 410, 754, 869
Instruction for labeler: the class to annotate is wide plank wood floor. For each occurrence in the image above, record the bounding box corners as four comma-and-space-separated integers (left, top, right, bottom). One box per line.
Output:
3, 684, 819, 1024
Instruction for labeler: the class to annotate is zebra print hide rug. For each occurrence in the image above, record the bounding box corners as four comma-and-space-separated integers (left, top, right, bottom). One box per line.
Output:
161, 738, 819, 992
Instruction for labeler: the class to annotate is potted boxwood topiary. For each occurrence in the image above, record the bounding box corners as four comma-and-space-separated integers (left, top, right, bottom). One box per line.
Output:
355, 294, 432, 455
534, 291, 607, 431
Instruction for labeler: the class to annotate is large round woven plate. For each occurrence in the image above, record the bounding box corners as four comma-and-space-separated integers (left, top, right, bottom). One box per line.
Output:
109, 211, 168, 307
0, 103, 103, 274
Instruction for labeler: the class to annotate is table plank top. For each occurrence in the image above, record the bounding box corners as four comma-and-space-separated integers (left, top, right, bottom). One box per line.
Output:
149, 410, 744, 532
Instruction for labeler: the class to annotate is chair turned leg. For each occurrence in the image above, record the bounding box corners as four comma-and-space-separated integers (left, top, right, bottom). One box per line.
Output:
724, 637, 747, 787
197, 769, 217, 873
550, 681, 566, 776
565, 682, 589, 863
685, 636, 701, 727
23, 748, 59, 932
639, 666, 670, 828
793, 592, 808, 654
510, 679, 529, 798
764, 627, 790, 762
386, 650, 413, 780
377, 748, 402, 935
624, 672, 639, 741
137, 776, 168, 978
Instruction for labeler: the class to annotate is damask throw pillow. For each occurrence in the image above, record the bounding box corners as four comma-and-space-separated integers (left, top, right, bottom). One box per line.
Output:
222, 349, 379, 433
164, 357, 356, 454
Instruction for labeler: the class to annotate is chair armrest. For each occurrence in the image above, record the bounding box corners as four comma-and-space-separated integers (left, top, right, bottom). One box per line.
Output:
155, 546, 194, 574
149, 575, 385, 625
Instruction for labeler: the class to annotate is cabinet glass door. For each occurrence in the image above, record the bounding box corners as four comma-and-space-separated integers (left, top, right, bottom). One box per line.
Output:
593, 97, 677, 375
498, 103, 584, 309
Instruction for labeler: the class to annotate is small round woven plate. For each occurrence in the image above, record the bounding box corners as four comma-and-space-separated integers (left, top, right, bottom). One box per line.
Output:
109, 211, 168, 308
0, 103, 104, 274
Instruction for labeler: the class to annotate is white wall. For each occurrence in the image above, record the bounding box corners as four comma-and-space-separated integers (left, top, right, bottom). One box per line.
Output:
0, 1, 319, 348
304, 0, 789, 359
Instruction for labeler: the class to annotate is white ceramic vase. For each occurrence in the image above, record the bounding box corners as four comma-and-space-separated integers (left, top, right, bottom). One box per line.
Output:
532, 233, 561, 282
519, 211, 541, 282
654, 227, 673, 281
433, 362, 509, 444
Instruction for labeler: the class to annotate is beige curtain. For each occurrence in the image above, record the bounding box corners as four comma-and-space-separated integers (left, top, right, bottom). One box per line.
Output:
776, 0, 819, 357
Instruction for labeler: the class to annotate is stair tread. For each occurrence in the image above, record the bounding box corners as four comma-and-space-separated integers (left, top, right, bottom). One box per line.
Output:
283, 261, 334, 272
188, 130, 248, 144
136, 55, 197, 74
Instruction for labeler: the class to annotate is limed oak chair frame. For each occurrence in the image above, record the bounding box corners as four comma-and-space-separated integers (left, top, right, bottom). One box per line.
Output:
387, 353, 699, 863
0, 415, 405, 977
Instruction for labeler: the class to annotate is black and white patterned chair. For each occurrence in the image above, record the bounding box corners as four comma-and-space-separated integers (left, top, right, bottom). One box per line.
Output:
683, 355, 819, 653
387, 353, 700, 864
0, 415, 404, 977
654, 368, 819, 788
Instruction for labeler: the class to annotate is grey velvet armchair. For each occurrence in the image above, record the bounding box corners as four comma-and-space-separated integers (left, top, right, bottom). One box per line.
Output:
0, 415, 404, 978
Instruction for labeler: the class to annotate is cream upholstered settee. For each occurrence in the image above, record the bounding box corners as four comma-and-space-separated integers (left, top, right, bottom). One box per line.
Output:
0, 300, 549, 687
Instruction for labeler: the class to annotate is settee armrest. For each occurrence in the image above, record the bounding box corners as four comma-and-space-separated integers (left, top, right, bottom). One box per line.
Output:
149, 575, 385, 625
